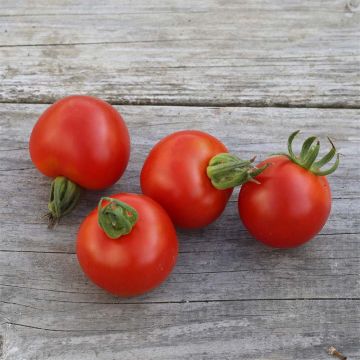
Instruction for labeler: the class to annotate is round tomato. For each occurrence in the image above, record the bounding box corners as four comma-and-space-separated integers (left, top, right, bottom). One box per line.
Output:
77, 193, 178, 297
29, 95, 130, 225
238, 131, 339, 248
140, 130, 233, 228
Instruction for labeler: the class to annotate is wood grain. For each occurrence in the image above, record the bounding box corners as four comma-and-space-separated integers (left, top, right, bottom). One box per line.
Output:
0, 103, 359, 359
0, 0, 359, 107
1, 300, 359, 360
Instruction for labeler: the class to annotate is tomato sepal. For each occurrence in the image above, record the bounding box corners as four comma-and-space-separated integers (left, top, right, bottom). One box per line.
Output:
46, 176, 81, 228
98, 197, 138, 239
207, 153, 269, 190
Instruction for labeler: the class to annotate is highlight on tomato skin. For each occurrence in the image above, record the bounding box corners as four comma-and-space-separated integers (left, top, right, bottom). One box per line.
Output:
76, 193, 179, 297
29, 95, 131, 227
238, 131, 339, 248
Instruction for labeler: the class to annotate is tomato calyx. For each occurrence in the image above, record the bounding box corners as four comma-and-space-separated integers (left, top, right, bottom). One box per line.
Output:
46, 176, 81, 228
279, 130, 340, 176
207, 153, 270, 190
98, 197, 138, 239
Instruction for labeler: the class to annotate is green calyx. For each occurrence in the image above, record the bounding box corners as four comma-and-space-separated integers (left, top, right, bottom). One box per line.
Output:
281, 130, 340, 176
47, 176, 81, 228
98, 197, 138, 239
207, 153, 270, 190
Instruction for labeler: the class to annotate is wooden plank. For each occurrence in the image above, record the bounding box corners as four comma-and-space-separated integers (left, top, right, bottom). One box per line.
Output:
0, 1, 359, 106
0, 104, 358, 251
1, 232, 359, 305
2, 0, 356, 16
1, 300, 359, 359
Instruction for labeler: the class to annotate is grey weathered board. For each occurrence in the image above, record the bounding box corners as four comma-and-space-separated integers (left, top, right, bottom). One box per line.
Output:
0, 104, 359, 359
0, 0, 359, 107
0, 0, 360, 359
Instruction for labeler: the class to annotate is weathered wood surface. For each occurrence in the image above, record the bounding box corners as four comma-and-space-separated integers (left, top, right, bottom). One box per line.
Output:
0, 104, 359, 359
2, 301, 359, 360
0, 0, 359, 106
1, 0, 359, 358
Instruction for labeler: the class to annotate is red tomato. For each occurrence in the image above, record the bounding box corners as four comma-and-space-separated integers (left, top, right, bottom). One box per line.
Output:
140, 130, 233, 228
29, 95, 130, 190
77, 193, 178, 297
238, 155, 332, 248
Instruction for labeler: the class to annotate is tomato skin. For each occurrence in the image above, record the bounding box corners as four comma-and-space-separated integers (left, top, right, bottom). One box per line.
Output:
76, 193, 178, 297
29, 95, 130, 190
140, 130, 233, 228
238, 155, 331, 248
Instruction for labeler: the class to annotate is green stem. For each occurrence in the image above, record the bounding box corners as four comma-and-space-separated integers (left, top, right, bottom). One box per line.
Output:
47, 176, 81, 228
207, 153, 269, 190
280, 130, 340, 176
98, 197, 138, 239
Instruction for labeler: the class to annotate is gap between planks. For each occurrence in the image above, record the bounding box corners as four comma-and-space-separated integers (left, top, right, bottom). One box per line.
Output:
0, 99, 359, 110
2, 297, 359, 307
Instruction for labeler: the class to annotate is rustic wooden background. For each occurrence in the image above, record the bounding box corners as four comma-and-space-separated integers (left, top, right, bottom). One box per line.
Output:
0, 1, 359, 359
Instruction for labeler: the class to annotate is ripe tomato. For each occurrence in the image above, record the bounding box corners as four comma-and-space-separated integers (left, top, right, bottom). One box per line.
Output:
238, 131, 339, 248
140, 130, 233, 228
29, 95, 130, 225
30, 95, 130, 189
77, 193, 178, 297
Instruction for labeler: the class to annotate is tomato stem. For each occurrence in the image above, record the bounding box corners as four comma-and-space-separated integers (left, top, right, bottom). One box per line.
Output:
98, 197, 138, 239
207, 153, 269, 190
281, 130, 340, 176
46, 176, 81, 228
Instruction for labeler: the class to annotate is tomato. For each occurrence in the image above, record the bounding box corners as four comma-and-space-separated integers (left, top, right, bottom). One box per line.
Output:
238, 131, 339, 248
76, 193, 178, 297
30, 95, 130, 189
29, 95, 130, 225
140, 130, 233, 228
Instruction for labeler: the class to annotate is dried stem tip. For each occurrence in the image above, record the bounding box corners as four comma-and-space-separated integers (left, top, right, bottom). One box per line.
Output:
327, 346, 347, 360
